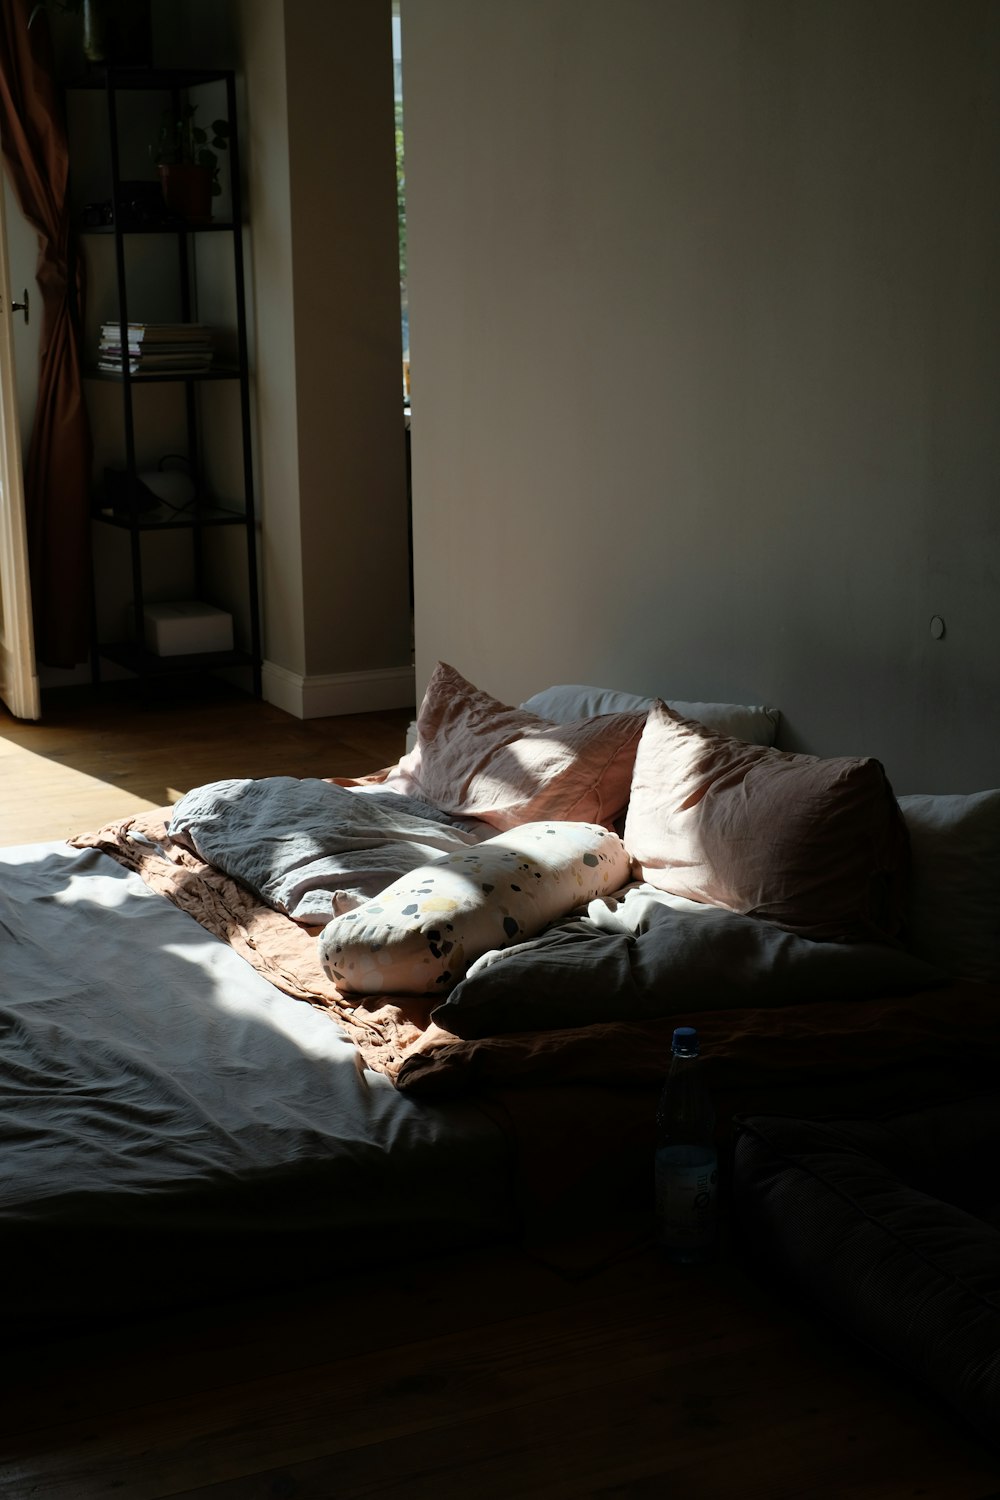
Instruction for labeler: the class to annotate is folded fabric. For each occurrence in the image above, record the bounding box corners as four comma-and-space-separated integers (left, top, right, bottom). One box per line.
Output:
318, 821, 631, 995
733, 1100, 1000, 1453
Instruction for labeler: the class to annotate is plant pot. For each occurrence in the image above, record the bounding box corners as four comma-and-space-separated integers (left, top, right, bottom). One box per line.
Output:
157, 164, 213, 225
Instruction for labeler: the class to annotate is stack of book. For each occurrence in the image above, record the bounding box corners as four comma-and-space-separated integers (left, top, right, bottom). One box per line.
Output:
97, 323, 214, 376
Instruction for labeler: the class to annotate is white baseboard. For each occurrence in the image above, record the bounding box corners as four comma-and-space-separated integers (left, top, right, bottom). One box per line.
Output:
261, 660, 416, 720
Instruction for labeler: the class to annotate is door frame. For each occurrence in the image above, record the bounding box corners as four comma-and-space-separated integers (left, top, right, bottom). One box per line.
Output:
0, 172, 40, 722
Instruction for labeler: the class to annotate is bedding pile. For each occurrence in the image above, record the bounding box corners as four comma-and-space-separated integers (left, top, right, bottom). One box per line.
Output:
9, 653, 989, 1343
72, 663, 1000, 1125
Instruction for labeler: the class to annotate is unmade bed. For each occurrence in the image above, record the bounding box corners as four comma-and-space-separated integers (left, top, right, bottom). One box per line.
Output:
4, 663, 999, 1342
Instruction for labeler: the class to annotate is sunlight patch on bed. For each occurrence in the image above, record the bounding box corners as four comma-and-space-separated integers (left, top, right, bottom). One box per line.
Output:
159, 936, 355, 1055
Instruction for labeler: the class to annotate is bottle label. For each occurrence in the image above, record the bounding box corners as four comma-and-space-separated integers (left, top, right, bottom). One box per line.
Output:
655, 1145, 718, 1251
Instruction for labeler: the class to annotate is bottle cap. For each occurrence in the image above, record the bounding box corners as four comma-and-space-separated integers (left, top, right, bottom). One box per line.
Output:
672, 1026, 699, 1057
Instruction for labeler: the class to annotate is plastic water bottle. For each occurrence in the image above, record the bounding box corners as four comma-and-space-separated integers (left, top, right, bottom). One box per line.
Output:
655, 1025, 718, 1263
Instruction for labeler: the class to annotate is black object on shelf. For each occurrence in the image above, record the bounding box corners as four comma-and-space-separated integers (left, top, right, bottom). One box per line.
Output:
68, 65, 262, 699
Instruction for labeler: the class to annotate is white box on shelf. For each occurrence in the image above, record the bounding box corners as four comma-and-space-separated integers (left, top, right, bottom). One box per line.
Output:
143, 601, 234, 656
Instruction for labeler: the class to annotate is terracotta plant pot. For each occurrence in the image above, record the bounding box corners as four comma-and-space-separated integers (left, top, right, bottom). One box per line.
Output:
158, 164, 213, 224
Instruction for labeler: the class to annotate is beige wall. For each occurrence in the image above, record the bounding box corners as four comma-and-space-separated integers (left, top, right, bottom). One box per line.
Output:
402, 0, 1000, 792
235, 0, 413, 712
284, 0, 411, 683
68, 0, 414, 712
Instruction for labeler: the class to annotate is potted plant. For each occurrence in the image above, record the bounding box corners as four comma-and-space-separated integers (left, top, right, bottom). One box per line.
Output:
153, 105, 230, 223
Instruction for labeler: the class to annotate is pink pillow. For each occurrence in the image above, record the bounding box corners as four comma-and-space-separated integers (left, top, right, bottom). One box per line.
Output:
623, 701, 910, 942
385, 662, 645, 830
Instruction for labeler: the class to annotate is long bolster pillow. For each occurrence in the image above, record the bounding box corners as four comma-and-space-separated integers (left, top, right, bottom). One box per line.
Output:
318, 821, 631, 996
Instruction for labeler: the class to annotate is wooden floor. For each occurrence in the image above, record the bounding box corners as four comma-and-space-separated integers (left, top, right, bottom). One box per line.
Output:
1, 684, 998, 1499
5, 1237, 1000, 1500
0, 680, 412, 846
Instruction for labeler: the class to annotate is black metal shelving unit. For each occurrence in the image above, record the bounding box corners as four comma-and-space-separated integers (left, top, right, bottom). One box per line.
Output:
69, 65, 261, 697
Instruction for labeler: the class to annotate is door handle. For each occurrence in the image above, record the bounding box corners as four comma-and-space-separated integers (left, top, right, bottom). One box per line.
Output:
8, 289, 28, 325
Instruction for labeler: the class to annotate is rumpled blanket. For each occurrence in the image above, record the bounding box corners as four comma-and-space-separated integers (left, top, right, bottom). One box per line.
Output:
168, 776, 491, 924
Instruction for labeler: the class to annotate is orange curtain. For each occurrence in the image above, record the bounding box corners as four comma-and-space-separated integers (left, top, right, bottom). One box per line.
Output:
0, 0, 91, 668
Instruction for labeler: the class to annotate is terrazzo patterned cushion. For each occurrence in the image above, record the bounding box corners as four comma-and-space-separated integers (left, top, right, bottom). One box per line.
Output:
318, 821, 631, 996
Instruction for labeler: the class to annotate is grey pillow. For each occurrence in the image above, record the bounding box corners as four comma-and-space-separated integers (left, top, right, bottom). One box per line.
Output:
898, 789, 1000, 983
431, 888, 943, 1039
519, 684, 781, 746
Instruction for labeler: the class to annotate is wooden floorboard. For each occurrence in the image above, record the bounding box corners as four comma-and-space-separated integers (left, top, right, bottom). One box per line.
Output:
1, 685, 998, 1498
0, 681, 411, 845
2, 1246, 998, 1499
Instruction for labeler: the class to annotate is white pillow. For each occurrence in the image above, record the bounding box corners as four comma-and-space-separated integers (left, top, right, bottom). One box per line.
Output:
318, 821, 631, 996
898, 790, 1000, 983
519, 684, 781, 747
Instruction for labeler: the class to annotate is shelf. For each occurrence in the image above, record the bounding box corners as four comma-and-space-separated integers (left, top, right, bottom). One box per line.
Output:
85, 365, 241, 383
82, 220, 238, 235
67, 65, 234, 91
93, 502, 250, 532
72, 63, 261, 698
95, 642, 256, 677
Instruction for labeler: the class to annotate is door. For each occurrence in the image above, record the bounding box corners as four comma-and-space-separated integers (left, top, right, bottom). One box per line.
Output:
0, 173, 40, 722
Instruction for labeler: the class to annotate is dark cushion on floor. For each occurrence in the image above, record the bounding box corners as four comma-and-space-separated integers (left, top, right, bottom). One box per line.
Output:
732, 1096, 1000, 1449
